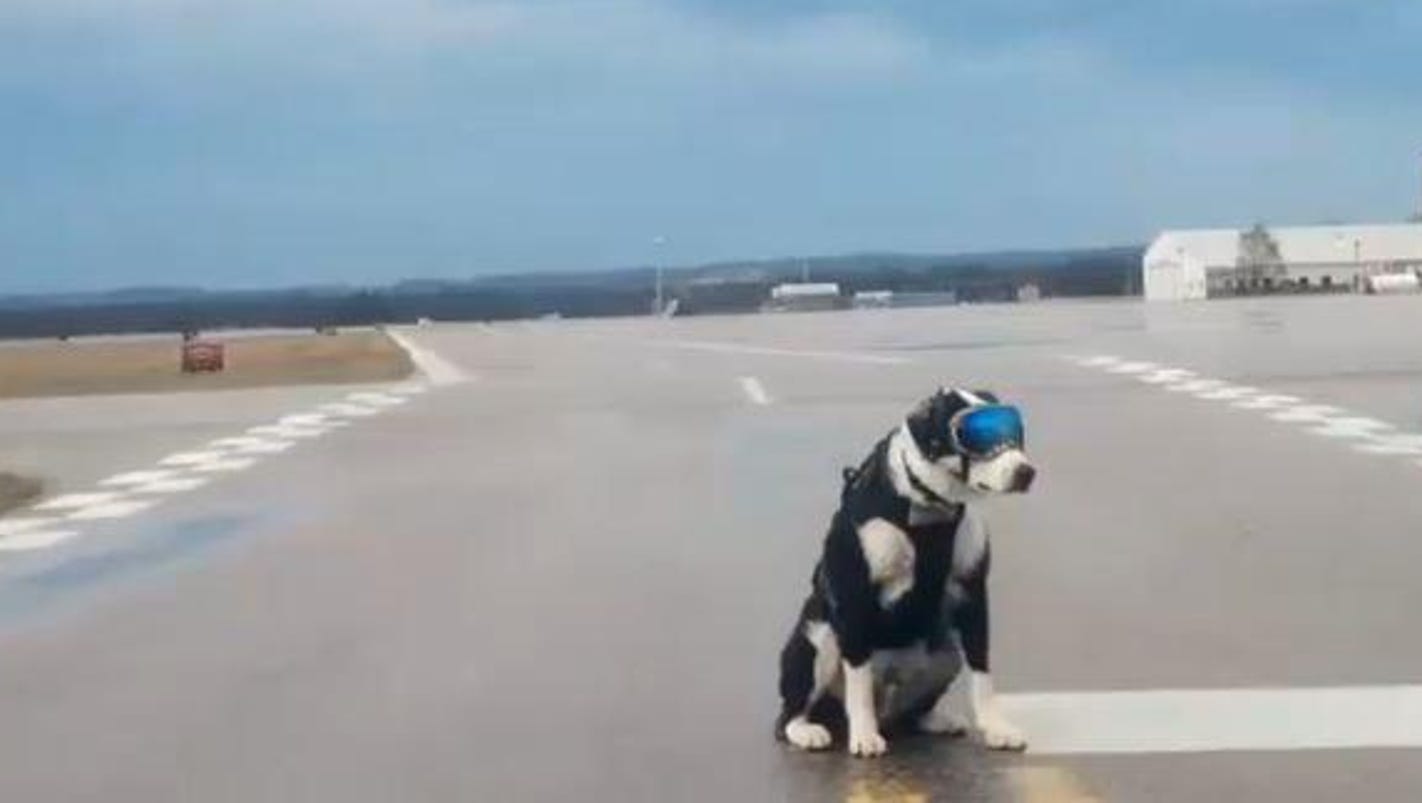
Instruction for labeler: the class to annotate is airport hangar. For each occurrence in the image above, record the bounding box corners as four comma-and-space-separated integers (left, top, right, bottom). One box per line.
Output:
1142, 222, 1422, 301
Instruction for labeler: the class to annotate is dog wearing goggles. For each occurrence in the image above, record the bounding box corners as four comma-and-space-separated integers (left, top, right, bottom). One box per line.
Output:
776, 388, 1035, 757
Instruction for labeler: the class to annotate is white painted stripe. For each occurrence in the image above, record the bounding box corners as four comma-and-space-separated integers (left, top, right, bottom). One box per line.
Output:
247, 424, 329, 439
1233, 394, 1301, 410
1354, 434, 1422, 455
99, 470, 180, 488
1138, 369, 1195, 384
347, 392, 405, 407
654, 338, 911, 366
386, 330, 469, 385
1003, 685, 1422, 755
0, 529, 79, 552
1077, 356, 1121, 367
224, 439, 294, 455
737, 376, 772, 406
1166, 379, 1226, 393
34, 492, 124, 511
1269, 405, 1344, 423
279, 413, 330, 426
1194, 386, 1258, 401
159, 451, 230, 467
189, 457, 258, 473
1105, 361, 1157, 374
210, 436, 273, 449
67, 499, 155, 520
130, 477, 210, 494
319, 402, 379, 417
0, 517, 60, 537
1308, 417, 1394, 439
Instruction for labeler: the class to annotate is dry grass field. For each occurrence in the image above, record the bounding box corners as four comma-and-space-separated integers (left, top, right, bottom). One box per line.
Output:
0, 330, 413, 400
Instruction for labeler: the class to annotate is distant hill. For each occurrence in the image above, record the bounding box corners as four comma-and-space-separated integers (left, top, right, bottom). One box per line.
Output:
0, 245, 1144, 338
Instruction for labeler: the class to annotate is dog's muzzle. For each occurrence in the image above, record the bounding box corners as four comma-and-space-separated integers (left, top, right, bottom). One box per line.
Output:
1009, 463, 1036, 493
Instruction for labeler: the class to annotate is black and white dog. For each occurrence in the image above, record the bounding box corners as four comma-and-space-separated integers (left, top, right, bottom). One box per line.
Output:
776, 387, 1035, 757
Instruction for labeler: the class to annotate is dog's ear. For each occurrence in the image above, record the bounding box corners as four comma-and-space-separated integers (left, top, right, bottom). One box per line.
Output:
905, 388, 973, 460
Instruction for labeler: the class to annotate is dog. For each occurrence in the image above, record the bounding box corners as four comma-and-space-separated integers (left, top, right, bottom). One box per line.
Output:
776, 387, 1035, 757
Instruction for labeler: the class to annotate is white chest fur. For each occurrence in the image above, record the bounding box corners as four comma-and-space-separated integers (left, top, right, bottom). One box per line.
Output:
856, 518, 916, 606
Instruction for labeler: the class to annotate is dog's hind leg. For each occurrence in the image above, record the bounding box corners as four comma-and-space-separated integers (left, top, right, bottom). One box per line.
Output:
777, 621, 841, 751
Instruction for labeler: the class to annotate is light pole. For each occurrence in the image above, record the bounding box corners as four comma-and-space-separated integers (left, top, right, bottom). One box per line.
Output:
652, 236, 667, 315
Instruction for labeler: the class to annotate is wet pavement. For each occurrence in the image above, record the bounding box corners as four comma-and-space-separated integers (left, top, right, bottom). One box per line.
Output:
2, 296, 1422, 801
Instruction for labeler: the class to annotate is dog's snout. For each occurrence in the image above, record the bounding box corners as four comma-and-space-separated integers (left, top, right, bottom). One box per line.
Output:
1011, 463, 1036, 492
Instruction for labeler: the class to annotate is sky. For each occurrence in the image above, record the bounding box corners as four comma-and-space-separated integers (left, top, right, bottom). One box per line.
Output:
1, 0, 1420, 293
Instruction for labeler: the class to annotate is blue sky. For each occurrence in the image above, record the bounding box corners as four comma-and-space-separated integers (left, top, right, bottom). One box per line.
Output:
2, 0, 1419, 293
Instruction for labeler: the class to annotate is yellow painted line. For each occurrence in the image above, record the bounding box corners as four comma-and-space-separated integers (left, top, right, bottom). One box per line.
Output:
844, 777, 929, 803
1007, 766, 1103, 803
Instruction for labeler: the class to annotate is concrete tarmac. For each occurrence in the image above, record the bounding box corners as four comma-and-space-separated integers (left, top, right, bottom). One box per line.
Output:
2, 296, 1422, 801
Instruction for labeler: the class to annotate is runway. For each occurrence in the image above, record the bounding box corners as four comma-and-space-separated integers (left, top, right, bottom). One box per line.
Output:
2, 295, 1422, 801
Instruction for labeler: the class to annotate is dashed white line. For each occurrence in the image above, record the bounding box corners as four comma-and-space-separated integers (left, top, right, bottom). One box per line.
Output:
738, 376, 772, 406
1233, 394, 1301, 410
99, 470, 181, 488
1067, 354, 1422, 470
130, 477, 210, 494
1139, 369, 1195, 384
1269, 405, 1343, 423
2, 339, 459, 559
0, 529, 80, 552
67, 499, 155, 521
159, 451, 230, 467
0, 517, 62, 537
1194, 386, 1258, 401
34, 492, 125, 511
189, 457, 259, 474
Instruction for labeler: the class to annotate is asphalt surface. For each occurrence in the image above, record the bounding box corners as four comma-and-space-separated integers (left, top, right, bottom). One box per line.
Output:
3, 296, 1422, 801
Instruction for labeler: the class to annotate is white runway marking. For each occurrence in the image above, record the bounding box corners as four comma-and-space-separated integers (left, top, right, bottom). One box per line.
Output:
67, 499, 155, 521
223, 439, 295, 455
159, 451, 229, 467
1106, 361, 1157, 374
1355, 434, 1422, 455
320, 402, 379, 417
0, 518, 61, 537
1, 369, 444, 559
347, 392, 405, 407
1139, 369, 1195, 384
1004, 684, 1422, 755
1309, 417, 1393, 439
738, 376, 772, 406
386, 330, 469, 385
1194, 385, 1257, 401
247, 424, 328, 439
34, 492, 124, 511
1269, 405, 1343, 423
99, 470, 180, 488
131, 477, 210, 494
190, 457, 258, 473
0, 529, 79, 552
1066, 354, 1422, 470
653, 338, 910, 366
1233, 394, 1301, 410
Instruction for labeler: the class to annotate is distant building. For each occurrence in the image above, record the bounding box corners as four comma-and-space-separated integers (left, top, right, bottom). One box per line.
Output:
766, 282, 842, 312
1143, 223, 1422, 301
852, 290, 892, 309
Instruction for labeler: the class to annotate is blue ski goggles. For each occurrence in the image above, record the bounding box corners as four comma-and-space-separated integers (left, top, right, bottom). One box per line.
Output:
950, 404, 1025, 459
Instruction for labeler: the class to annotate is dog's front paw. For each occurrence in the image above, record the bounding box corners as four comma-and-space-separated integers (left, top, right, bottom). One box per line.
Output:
976, 713, 1027, 752
784, 718, 833, 751
917, 707, 970, 736
847, 727, 888, 758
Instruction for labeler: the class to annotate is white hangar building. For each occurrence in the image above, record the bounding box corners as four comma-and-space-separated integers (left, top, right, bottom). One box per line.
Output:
1143, 223, 1422, 301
